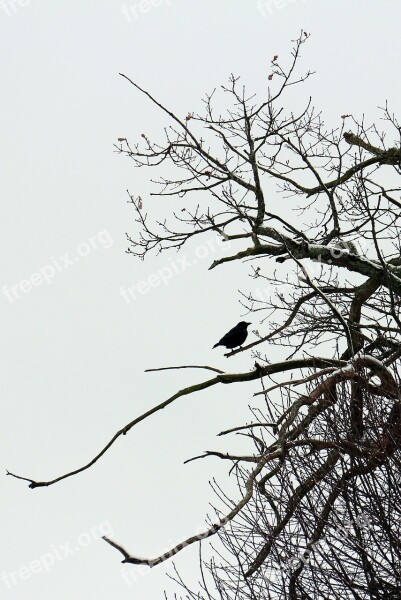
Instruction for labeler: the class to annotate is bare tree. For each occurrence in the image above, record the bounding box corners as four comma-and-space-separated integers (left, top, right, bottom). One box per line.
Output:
9, 32, 401, 598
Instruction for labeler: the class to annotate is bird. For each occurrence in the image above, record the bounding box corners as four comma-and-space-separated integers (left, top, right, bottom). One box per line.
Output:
213, 321, 251, 350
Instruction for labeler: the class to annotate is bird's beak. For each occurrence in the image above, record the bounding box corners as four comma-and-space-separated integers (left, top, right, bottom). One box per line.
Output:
246, 322, 251, 326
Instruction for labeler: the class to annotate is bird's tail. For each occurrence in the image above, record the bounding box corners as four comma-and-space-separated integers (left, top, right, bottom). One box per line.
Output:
212, 342, 220, 349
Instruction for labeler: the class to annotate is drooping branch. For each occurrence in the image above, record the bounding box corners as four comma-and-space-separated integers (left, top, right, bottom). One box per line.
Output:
103, 452, 271, 568
7, 357, 345, 489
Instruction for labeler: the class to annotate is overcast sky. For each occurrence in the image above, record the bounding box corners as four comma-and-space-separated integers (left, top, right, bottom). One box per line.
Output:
1, 2, 401, 598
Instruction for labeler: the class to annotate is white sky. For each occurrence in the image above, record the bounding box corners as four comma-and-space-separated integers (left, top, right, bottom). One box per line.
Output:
1, 1, 401, 598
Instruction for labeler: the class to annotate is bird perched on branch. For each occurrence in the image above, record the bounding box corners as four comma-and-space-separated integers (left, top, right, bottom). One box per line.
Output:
213, 321, 251, 350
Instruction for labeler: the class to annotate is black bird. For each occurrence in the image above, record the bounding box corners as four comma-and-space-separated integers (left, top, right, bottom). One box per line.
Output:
213, 321, 251, 350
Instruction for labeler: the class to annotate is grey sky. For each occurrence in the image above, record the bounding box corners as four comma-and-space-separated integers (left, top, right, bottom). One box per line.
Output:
1, 1, 401, 598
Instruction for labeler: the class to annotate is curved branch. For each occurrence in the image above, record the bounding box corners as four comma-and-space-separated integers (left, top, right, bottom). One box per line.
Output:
245, 450, 341, 577
145, 365, 224, 374
209, 235, 401, 297
7, 376, 218, 489
103, 453, 269, 567
7, 358, 345, 489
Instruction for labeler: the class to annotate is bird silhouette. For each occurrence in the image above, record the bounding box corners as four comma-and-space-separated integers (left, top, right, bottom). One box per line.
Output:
213, 321, 251, 350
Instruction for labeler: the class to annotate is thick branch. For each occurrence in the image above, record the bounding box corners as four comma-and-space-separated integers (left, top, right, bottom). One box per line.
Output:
8, 358, 345, 489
